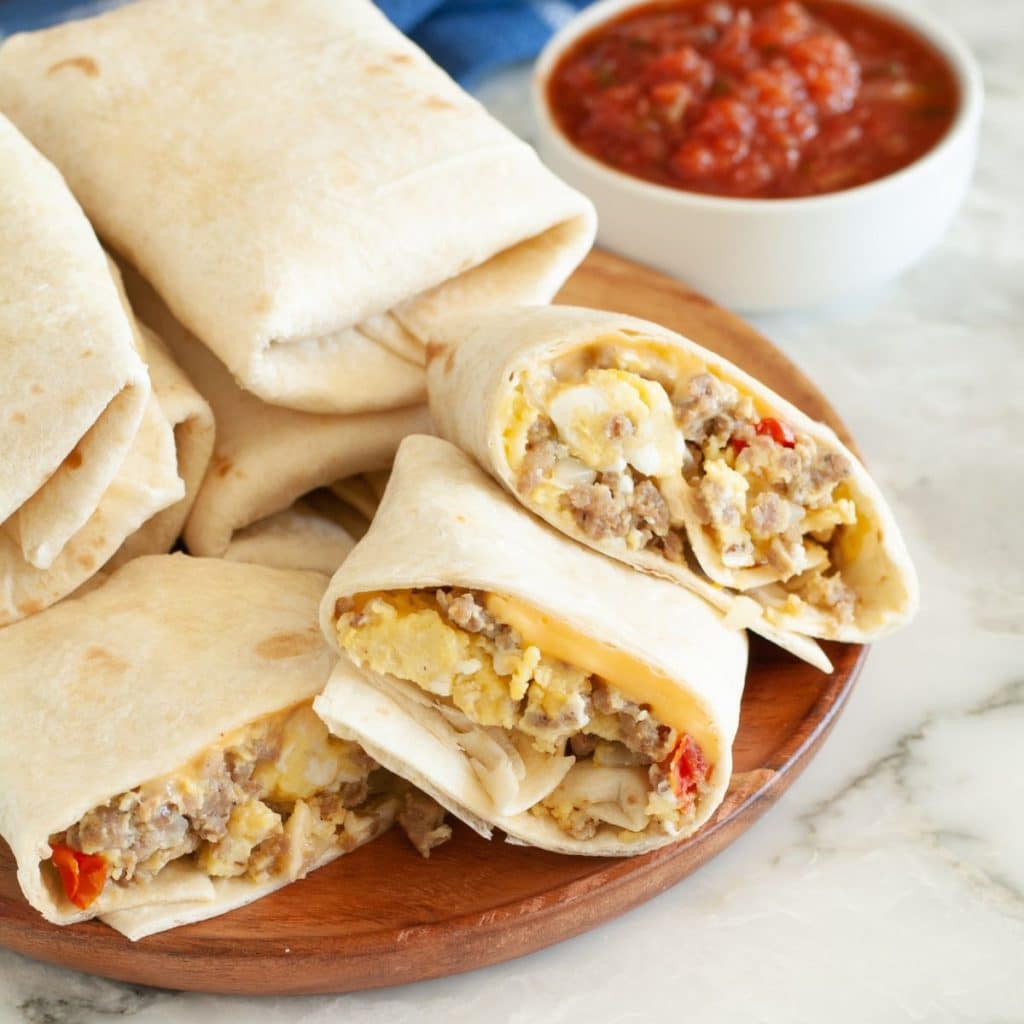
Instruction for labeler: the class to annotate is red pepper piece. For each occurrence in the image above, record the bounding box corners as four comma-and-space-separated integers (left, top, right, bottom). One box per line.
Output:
664, 735, 709, 803
50, 844, 108, 909
754, 416, 796, 447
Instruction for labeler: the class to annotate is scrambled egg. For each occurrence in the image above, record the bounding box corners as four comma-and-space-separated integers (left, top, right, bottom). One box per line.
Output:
545, 368, 683, 477
255, 705, 368, 802
199, 799, 282, 877
701, 458, 753, 567
502, 389, 541, 471
336, 592, 593, 752
338, 594, 473, 698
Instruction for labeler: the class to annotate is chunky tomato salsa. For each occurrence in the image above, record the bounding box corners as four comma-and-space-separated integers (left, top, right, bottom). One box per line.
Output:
547, 0, 959, 198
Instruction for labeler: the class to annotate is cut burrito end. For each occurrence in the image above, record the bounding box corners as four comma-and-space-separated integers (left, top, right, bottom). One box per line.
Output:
331, 586, 721, 847
0, 555, 451, 935
427, 307, 917, 646
316, 435, 746, 856
39, 702, 423, 919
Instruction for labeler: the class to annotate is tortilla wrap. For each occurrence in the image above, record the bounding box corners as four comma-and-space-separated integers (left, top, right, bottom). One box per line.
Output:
0, 113, 150, 574
119, 268, 432, 557
223, 500, 358, 575
106, 326, 215, 567
0, 0, 596, 415
0, 284, 185, 625
329, 472, 390, 527
0, 555, 407, 940
425, 307, 919, 660
315, 436, 747, 856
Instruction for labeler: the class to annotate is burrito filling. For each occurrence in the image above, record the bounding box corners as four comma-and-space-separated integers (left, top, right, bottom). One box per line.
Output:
503, 342, 858, 625
335, 589, 717, 842
47, 703, 450, 911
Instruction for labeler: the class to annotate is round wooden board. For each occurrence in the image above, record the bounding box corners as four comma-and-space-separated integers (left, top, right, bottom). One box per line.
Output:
0, 250, 867, 995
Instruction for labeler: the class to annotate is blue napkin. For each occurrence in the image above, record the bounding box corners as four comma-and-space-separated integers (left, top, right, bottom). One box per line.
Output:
0, 0, 590, 86
367, 0, 593, 86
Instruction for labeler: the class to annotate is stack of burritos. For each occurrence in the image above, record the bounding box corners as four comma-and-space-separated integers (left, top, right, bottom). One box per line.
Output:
0, 0, 916, 940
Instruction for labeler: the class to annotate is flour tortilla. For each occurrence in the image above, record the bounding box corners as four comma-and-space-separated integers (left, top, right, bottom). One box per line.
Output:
0, 113, 150, 573
0, 0, 596, 415
106, 327, 215, 567
0, 555, 343, 937
0, 286, 184, 626
329, 472, 390, 527
223, 500, 358, 575
120, 268, 432, 557
315, 436, 748, 856
426, 306, 919, 659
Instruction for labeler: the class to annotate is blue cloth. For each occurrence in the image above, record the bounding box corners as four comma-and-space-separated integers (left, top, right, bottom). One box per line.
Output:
377, 0, 592, 85
0, 0, 590, 86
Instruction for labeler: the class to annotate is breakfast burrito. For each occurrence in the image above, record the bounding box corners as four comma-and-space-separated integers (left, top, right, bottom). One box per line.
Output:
426, 307, 919, 662
315, 436, 748, 856
0, 555, 450, 941
0, 281, 190, 624
0, 0, 596, 415
0, 113, 150, 585
120, 268, 431, 558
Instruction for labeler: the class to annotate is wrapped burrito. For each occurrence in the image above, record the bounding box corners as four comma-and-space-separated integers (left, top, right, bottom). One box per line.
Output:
426, 307, 919, 665
0, 264, 190, 622
316, 436, 748, 856
0, 0, 596, 415
0, 555, 450, 941
121, 268, 431, 559
0, 113, 150, 587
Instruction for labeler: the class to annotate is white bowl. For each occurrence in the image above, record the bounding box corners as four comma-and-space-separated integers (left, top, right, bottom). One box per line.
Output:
533, 0, 984, 312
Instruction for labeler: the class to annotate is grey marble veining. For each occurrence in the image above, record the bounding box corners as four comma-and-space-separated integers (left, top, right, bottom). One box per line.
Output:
1, 0, 1022, 1020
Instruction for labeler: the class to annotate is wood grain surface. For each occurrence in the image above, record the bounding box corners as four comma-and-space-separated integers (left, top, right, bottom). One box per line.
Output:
0, 250, 867, 995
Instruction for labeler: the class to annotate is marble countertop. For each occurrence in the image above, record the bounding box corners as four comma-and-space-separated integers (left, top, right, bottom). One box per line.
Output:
2, 0, 1021, 1020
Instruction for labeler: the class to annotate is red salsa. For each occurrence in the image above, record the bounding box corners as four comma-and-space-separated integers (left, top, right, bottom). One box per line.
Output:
547, 0, 959, 198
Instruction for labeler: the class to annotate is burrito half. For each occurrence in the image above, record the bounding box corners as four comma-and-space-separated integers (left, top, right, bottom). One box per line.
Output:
316, 436, 747, 856
426, 307, 918, 661
0, 555, 449, 941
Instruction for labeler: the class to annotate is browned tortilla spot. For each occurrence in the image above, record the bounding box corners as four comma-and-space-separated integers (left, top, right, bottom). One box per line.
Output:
254, 293, 273, 315
255, 630, 321, 660
77, 553, 95, 571
82, 644, 129, 674
30, 384, 44, 396
424, 341, 448, 365
424, 96, 457, 111
64, 446, 83, 470
91, 534, 107, 549
10, 411, 26, 424
47, 56, 99, 77
80, 348, 94, 359
16, 600, 43, 617
390, 53, 414, 65
213, 455, 233, 478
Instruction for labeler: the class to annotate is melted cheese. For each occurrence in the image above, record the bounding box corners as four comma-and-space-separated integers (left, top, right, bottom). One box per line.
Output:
483, 593, 719, 761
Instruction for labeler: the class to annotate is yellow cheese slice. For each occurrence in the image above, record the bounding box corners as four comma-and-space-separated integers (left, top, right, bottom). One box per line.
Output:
484, 593, 719, 763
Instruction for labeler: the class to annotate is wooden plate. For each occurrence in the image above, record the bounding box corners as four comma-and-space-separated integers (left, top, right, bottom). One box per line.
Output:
0, 251, 867, 995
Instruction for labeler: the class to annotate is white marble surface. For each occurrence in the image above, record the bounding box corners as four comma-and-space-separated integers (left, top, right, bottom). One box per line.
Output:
2, 0, 1022, 1020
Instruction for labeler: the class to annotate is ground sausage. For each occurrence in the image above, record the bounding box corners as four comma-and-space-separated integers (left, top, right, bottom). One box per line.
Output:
398, 791, 452, 858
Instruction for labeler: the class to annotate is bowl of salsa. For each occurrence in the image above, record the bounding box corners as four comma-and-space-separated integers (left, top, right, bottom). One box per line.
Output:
533, 0, 982, 310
